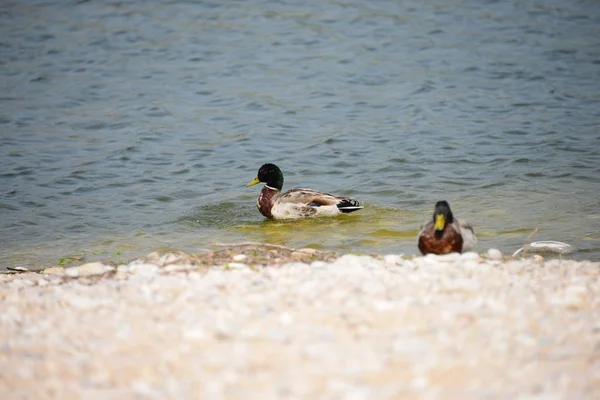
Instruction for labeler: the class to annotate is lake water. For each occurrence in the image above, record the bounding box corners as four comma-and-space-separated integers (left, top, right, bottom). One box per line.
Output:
1, 0, 599, 270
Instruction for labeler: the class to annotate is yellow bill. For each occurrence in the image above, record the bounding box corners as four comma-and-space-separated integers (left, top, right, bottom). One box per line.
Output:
434, 214, 446, 231
246, 177, 261, 187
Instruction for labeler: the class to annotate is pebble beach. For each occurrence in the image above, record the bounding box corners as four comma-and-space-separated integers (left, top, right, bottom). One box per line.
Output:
1, 245, 599, 399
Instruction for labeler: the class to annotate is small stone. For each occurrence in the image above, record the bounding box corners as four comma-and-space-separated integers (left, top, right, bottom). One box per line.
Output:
117, 265, 131, 273
36, 279, 50, 287
63, 294, 103, 310
565, 285, 587, 296
214, 322, 234, 340
65, 262, 110, 278
279, 312, 293, 325
130, 263, 159, 276
504, 261, 526, 273
65, 267, 79, 278
7, 266, 28, 272
460, 252, 480, 261
374, 300, 395, 311
226, 262, 247, 269
462, 260, 481, 270
9, 278, 35, 288
421, 255, 442, 268
356, 325, 369, 336
331, 254, 363, 269
297, 248, 317, 254
530, 255, 544, 264
43, 266, 66, 275
163, 265, 189, 273
557, 285, 588, 310
160, 253, 188, 266
232, 254, 248, 262
487, 248, 503, 260
435, 252, 462, 263
131, 380, 156, 397
384, 254, 404, 266
188, 272, 204, 280
183, 328, 205, 340
561, 295, 585, 309
145, 251, 191, 266
516, 333, 537, 347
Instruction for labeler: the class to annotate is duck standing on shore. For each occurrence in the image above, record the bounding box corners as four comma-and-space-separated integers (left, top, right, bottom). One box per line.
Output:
418, 201, 476, 255
246, 163, 363, 220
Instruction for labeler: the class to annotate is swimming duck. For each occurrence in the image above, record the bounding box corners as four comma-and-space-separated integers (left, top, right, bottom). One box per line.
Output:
246, 163, 363, 219
418, 200, 476, 255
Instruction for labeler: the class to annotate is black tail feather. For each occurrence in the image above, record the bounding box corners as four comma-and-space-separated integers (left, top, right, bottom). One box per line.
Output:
337, 199, 363, 213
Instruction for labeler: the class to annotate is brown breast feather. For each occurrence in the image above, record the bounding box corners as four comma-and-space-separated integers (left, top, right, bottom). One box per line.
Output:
418, 225, 464, 255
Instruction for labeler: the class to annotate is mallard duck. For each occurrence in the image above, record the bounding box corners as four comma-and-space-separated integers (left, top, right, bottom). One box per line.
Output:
246, 163, 363, 219
418, 200, 476, 255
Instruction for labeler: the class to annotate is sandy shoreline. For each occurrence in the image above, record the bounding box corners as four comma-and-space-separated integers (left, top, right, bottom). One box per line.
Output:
1, 245, 599, 399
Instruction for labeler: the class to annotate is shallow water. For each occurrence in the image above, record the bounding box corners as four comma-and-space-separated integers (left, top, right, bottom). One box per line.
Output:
1, 0, 600, 269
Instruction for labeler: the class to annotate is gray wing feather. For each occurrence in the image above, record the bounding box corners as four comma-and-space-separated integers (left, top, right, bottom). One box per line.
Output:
456, 218, 477, 251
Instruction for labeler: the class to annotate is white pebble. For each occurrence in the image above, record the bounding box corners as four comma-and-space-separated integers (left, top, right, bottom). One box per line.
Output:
421, 255, 442, 268
65, 262, 110, 277
487, 248, 503, 260
460, 252, 480, 261
232, 254, 248, 262
565, 285, 587, 296
214, 322, 234, 339
279, 312, 293, 325
9, 278, 34, 288
130, 263, 159, 276
42, 267, 66, 275
373, 300, 395, 311
297, 248, 317, 254
63, 294, 103, 310
331, 254, 362, 269
462, 260, 481, 270
36, 279, 50, 287
384, 254, 404, 266
131, 380, 156, 397
434, 253, 462, 263
530, 255, 544, 264
183, 328, 206, 340
226, 262, 247, 269
117, 265, 131, 273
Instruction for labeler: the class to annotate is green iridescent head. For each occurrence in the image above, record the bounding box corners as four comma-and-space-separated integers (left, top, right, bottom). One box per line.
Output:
246, 163, 284, 190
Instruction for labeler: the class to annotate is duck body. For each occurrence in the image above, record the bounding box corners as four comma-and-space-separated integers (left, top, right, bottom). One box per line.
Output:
418, 201, 476, 255
247, 164, 362, 220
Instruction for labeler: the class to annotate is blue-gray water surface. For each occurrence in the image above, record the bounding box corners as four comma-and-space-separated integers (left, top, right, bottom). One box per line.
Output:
1, 0, 600, 269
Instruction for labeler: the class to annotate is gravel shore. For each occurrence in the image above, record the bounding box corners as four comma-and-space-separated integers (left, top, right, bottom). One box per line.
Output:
1, 246, 599, 399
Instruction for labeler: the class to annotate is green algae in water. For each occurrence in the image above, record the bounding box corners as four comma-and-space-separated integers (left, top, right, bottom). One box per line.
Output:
226, 204, 422, 252
57, 247, 127, 267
